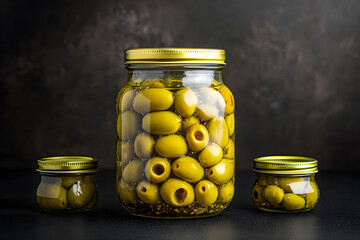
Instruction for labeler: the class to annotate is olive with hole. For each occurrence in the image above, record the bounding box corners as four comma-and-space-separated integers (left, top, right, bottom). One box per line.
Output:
278, 177, 308, 193
305, 181, 319, 207
67, 176, 96, 209
218, 181, 234, 203
218, 85, 235, 114
182, 116, 200, 131
133, 88, 173, 114
223, 138, 235, 159
252, 184, 264, 204
208, 117, 229, 148
61, 176, 83, 189
118, 179, 138, 204
134, 132, 154, 159
198, 144, 223, 167
122, 159, 143, 183
225, 113, 235, 136
172, 156, 204, 183
155, 135, 187, 158
195, 180, 218, 207
263, 185, 284, 207
136, 181, 161, 204
282, 193, 305, 210
145, 157, 171, 183
37, 183, 68, 210
117, 140, 134, 166
207, 159, 234, 185
160, 178, 195, 207
117, 111, 141, 140
186, 124, 209, 152
142, 111, 182, 135
174, 88, 198, 117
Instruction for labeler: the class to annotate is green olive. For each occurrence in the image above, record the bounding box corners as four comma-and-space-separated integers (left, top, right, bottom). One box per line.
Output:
195, 180, 218, 207
139, 79, 166, 88
118, 179, 137, 204
136, 181, 161, 204
223, 138, 235, 159
182, 116, 200, 132
207, 159, 234, 185
61, 176, 83, 189
37, 183, 68, 210
218, 181, 234, 203
208, 117, 229, 148
117, 111, 141, 140
196, 87, 225, 109
142, 111, 182, 135
134, 132, 154, 159
117, 140, 134, 166
145, 157, 171, 183
118, 89, 136, 112
198, 144, 223, 167
122, 159, 143, 183
218, 85, 235, 114
185, 124, 209, 152
174, 88, 198, 117
263, 185, 284, 206
278, 177, 308, 193
305, 181, 319, 207
172, 156, 204, 183
225, 113, 235, 137
252, 184, 264, 204
282, 193, 305, 210
133, 88, 173, 114
160, 178, 195, 207
195, 104, 219, 121
155, 135, 187, 158
67, 176, 96, 209
85, 194, 98, 210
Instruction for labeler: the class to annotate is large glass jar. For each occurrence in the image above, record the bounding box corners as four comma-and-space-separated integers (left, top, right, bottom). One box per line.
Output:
116, 48, 235, 218
36, 156, 98, 212
252, 156, 319, 213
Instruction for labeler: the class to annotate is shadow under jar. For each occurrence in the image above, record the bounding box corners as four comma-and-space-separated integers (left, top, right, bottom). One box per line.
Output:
36, 156, 98, 212
116, 48, 235, 218
252, 156, 319, 213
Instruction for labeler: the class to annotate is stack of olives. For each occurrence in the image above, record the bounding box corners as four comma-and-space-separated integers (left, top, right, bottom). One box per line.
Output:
116, 79, 235, 217
37, 175, 98, 212
251, 174, 319, 212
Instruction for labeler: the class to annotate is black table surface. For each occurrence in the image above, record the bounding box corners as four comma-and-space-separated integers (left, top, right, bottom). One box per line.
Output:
1, 169, 360, 240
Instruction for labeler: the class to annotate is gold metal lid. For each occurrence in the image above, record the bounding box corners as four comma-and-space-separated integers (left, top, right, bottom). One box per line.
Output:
37, 156, 98, 173
124, 48, 225, 65
253, 156, 318, 174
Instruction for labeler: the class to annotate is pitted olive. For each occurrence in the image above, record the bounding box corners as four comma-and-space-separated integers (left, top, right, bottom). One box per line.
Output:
195, 180, 218, 206
182, 116, 200, 131
172, 156, 204, 183
252, 184, 264, 204
155, 135, 187, 158
198, 144, 223, 167
136, 181, 161, 204
305, 181, 319, 207
160, 178, 195, 207
67, 176, 96, 209
134, 132, 154, 159
117, 140, 134, 166
117, 111, 141, 140
223, 138, 235, 159
174, 88, 198, 117
225, 113, 235, 137
142, 111, 182, 135
186, 124, 209, 152
122, 159, 143, 183
218, 181, 234, 203
145, 157, 171, 183
282, 193, 305, 210
62, 176, 83, 189
208, 117, 229, 148
37, 183, 68, 210
133, 88, 173, 114
118, 179, 137, 204
207, 159, 234, 185
218, 85, 234, 114
263, 185, 284, 206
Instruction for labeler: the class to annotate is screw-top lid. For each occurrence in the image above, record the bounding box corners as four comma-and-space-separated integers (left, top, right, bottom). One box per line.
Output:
253, 156, 318, 174
124, 48, 225, 65
37, 156, 98, 173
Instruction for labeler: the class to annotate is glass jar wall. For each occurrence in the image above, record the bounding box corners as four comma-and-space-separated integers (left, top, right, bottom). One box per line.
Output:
116, 48, 235, 218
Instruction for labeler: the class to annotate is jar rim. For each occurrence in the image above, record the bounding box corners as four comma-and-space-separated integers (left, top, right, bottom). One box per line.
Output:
37, 156, 98, 172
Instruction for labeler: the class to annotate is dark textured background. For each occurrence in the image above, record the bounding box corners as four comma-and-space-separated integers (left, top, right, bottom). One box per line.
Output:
1, 0, 359, 169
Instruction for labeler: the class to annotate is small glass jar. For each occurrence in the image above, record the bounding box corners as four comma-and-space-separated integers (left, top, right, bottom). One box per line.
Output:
252, 156, 319, 213
116, 48, 235, 218
36, 156, 98, 212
